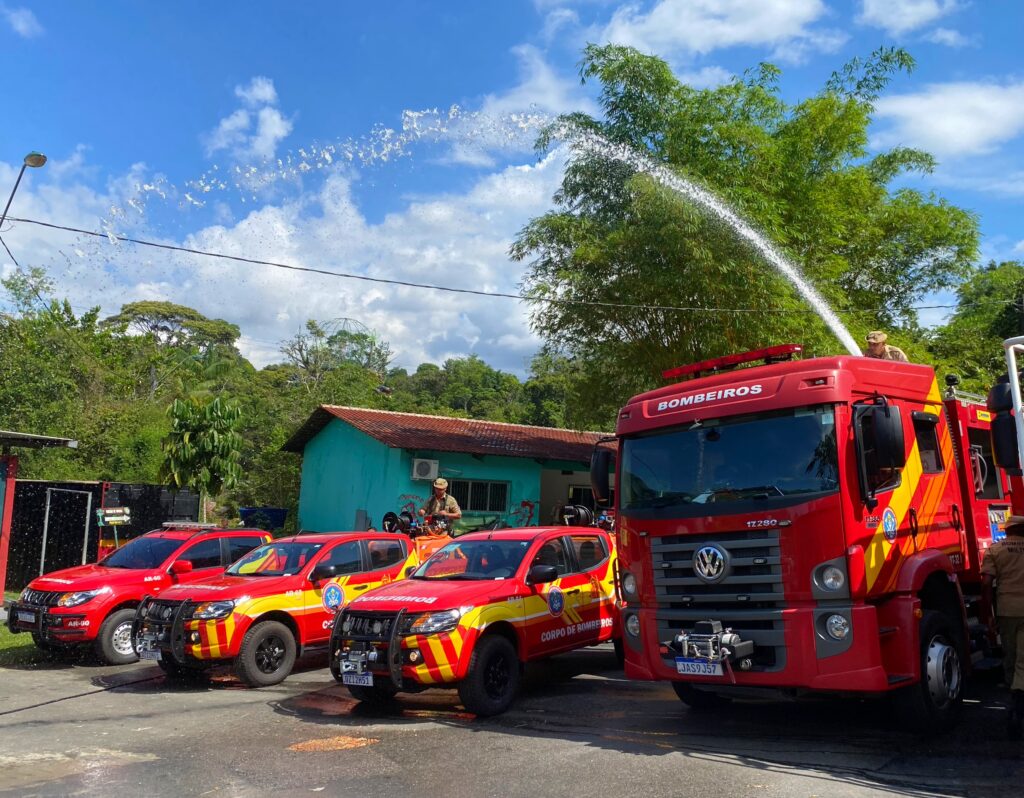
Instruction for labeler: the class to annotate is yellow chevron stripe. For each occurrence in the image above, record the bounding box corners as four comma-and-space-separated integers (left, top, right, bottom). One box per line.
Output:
865, 438, 923, 592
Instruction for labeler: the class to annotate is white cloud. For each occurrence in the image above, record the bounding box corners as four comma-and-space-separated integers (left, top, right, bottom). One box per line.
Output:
873, 81, 1024, 158
923, 27, 974, 47
203, 77, 293, 162
858, 0, 960, 35
598, 0, 844, 62
1013, 240, 1024, 254
540, 7, 580, 42
1, 4, 42, 37
482, 45, 593, 117
678, 66, 733, 89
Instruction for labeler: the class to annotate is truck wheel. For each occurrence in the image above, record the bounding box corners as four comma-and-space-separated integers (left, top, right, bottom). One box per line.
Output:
894, 610, 964, 733
457, 635, 520, 716
672, 681, 731, 710
31, 633, 71, 656
234, 620, 297, 687
94, 609, 138, 665
348, 680, 398, 705
613, 638, 625, 667
158, 658, 208, 682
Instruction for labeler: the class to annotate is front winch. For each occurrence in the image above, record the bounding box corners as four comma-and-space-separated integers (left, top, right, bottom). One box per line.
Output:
668, 620, 755, 677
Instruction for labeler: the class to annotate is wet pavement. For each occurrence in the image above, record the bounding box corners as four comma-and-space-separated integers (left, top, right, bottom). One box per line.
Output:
0, 644, 1022, 797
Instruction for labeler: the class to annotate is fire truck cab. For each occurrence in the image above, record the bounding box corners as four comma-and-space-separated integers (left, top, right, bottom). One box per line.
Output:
596, 344, 1010, 730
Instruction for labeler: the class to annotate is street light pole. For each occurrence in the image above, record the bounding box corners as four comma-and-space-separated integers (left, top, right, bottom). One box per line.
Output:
0, 151, 47, 232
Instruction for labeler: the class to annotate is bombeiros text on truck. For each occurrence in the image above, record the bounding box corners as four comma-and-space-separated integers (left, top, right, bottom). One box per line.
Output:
591, 342, 1024, 731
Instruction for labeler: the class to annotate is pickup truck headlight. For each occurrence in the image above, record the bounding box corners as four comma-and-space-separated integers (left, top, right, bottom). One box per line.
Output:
57, 588, 108, 607
192, 600, 235, 620
407, 609, 462, 635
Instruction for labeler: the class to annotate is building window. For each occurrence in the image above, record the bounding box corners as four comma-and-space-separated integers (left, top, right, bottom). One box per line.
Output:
449, 479, 509, 513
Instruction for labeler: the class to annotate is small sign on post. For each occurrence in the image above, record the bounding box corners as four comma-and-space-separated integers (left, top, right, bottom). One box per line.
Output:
97, 507, 131, 526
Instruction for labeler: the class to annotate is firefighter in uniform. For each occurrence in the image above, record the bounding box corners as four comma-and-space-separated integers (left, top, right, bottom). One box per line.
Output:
981, 516, 1024, 740
419, 478, 462, 522
864, 331, 909, 362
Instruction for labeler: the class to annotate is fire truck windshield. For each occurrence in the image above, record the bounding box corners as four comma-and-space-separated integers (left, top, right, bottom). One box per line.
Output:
620, 405, 838, 518
101, 536, 182, 569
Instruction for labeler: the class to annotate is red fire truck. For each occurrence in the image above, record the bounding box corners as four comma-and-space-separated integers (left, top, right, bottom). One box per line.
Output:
591, 343, 1018, 731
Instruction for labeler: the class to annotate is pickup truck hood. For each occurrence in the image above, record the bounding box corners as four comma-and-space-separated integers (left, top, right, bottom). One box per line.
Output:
28, 564, 155, 592
159, 573, 295, 601
346, 577, 517, 612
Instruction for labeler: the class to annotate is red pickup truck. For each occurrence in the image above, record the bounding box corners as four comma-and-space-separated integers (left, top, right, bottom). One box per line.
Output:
5, 524, 270, 664
133, 532, 421, 686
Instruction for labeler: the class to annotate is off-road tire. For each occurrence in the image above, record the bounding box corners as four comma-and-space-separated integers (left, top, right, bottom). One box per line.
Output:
457, 635, 520, 716
672, 681, 731, 710
94, 608, 138, 665
348, 680, 399, 705
234, 620, 297, 687
31, 633, 71, 655
893, 610, 964, 734
157, 658, 208, 681
613, 638, 625, 667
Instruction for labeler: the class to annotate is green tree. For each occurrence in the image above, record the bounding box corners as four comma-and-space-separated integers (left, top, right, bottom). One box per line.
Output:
160, 396, 243, 521
511, 45, 978, 426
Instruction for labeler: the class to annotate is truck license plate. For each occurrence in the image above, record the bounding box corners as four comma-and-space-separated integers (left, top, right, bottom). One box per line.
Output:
139, 648, 162, 661
16, 611, 36, 624
342, 671, 373, 687
675, 657, 723, 676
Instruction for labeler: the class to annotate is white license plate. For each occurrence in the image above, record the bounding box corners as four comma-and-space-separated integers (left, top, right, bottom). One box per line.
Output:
139, 648, 162, 661
16, 611, 36, 624
342, 671, 374, 687
675, 657, 723, 676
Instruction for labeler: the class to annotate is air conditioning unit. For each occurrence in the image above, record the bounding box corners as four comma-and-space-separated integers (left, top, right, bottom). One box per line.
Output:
411, 458, 439, 481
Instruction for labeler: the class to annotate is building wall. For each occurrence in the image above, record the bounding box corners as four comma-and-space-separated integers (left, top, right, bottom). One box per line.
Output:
296, 418, 592, 531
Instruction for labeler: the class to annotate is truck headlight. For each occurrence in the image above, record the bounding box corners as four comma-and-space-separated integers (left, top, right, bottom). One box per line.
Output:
825, 614, 850, 640
192, 600, 235, 620
625, 614, 641, 638
821, 566, 845, 591
57, 588, 108, 607
621, 571, 637, 599
408, 609, 462, 635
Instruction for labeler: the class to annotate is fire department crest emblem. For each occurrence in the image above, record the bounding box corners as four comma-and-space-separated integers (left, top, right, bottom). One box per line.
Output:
547, 585, 565, 617
882, 508, 898, 542
323, 583, 344, 611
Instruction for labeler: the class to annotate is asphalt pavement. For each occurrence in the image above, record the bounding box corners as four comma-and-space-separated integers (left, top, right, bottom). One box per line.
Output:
0, 643, 1021, 797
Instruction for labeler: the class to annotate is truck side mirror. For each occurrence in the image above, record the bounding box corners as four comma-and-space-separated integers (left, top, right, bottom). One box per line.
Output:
590, 448, 612, 508
526, 564, 559, 585
987, 382, 1021, 472
170, 559, 193, 575
870, 404, 906, 470
853, 401, 906, 510
404, 566, 417, 578
310, 563, 339, 582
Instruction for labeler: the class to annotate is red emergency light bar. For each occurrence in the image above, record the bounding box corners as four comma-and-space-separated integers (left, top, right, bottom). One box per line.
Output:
662, 344, 804, 381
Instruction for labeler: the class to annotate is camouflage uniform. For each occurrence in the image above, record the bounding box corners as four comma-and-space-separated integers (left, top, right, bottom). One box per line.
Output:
421, 493, 461, 517
868, 344, 909, 363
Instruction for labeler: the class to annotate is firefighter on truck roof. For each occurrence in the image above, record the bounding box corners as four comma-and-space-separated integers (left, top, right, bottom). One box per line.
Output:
981, 515, 1024, 740
864, 331, 909, 363
419, 477, 462, 522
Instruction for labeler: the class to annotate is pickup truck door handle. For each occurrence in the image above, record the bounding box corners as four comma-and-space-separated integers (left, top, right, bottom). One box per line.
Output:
351, 584, 369, 591
566, 589, 581, 595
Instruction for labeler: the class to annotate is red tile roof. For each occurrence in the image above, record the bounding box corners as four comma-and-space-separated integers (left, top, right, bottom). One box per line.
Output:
282, 405, 612, 463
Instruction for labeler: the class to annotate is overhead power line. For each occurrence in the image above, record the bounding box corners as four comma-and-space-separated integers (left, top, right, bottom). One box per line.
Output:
5, 215, 1011, 316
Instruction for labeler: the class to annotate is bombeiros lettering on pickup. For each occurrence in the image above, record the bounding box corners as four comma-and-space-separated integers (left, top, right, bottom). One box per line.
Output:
656, 384, 764, 412
353, 594, 438, 605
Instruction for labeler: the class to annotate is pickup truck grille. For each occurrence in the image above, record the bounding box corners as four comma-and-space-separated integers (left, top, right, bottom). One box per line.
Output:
341, 611, 398, 641
650, 530, 785, 671
18, 589, 62, 607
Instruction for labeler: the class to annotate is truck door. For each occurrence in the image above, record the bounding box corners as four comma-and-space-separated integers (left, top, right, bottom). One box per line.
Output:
525, 535, 586, 656
304, 540, 363, 644
908, 410, 962, 563
173, 537, 228, 585
567, 533, 615, 645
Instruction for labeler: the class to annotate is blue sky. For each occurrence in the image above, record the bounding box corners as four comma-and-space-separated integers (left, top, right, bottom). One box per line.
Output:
1, 0, 1022, 372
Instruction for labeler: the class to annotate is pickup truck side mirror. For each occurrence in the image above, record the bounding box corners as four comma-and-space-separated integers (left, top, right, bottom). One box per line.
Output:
310, 563, 339, 582
170, 559, 193, 575
404, 566, 417, 578
590, 447, 612, 508
526, 564, 559, 585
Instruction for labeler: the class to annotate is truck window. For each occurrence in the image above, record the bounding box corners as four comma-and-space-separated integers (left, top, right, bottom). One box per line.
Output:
913, 416, 944, 474
367, 539, 405, 569
569, 535, 607, 570
857, 410, 901, 493
180, 538, 223, 569
968, 427, 1004, 499
319, 541, 363, 575
531, 539, 570, 576
227, 536, 267, 564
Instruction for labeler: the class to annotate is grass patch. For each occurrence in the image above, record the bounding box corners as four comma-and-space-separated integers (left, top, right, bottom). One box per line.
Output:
0, 624, 41, 667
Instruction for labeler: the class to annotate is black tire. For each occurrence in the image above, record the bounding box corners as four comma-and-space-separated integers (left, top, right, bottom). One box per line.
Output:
31, 633, 71, 655
457, 635, 520, 716
348, 680, 398, 705
158, 658, 208, 681
672, 681, 731, 710
612, 638, 625, 667
893, 610, 964, 734
234, 620, 297, 687
94, 608, 138, 665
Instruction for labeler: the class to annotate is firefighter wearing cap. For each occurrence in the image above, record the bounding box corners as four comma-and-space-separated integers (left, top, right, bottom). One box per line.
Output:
864, 331, 909, 362
419, 478, 462, 521
981, 516, 1024, 740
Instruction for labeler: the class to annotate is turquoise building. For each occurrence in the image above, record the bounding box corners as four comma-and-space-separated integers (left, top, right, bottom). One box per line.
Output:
283, 406, 608, 532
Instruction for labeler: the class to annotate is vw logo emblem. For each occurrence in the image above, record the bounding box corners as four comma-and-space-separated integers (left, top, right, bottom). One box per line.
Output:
693, 545, 729, 583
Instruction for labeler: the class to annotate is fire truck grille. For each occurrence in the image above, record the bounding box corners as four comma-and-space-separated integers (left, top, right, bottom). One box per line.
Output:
343, 611, 398, 641
650, 530, 785, 671
19, 589, 63, 607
